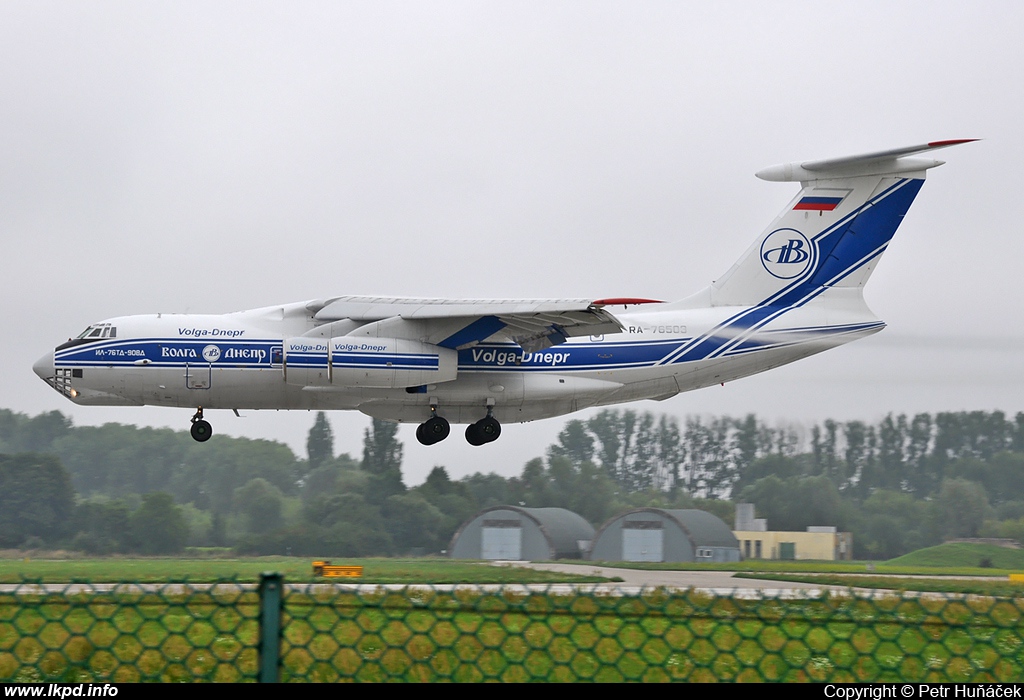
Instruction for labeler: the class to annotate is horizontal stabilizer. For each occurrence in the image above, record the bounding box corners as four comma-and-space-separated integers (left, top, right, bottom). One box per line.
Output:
756, 139, 977, 182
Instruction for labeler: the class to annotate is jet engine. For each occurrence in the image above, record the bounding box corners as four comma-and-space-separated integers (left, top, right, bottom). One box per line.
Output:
283, 337, 457, 388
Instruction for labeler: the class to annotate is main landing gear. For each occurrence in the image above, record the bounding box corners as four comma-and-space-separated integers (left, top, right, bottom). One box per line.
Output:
415, 403, 502, 447
466, 414, 501, 446
190, 407, 213, 443
416, 404, 450, 446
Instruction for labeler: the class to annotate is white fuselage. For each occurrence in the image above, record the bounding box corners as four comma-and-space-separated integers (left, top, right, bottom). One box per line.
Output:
35, 141, 975, 442
38, 289, 883, 426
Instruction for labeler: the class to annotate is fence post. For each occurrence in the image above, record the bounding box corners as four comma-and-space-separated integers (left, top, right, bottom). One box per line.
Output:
258, 572, 283, 682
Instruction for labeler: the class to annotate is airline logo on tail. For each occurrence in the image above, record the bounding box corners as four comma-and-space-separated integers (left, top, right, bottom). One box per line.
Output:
760, 228, 813, 279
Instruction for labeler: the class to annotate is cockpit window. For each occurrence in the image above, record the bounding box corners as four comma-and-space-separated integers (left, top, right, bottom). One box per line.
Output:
76, 323, 117, 340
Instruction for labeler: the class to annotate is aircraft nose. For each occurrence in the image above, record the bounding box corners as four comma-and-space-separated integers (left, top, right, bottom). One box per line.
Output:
33, 352, 53, 381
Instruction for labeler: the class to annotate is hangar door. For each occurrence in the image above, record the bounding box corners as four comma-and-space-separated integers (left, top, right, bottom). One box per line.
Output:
481, 519, 522, 560
622, 520, 663, 562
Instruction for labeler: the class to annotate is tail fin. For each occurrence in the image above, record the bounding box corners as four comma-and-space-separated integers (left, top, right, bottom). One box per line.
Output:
706, 140, 975, 308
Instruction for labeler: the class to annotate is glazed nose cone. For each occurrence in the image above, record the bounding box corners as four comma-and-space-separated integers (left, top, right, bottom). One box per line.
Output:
33, 352, 53, 382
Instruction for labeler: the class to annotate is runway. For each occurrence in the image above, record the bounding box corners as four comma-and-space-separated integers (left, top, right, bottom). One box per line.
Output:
504, 561, 845, 595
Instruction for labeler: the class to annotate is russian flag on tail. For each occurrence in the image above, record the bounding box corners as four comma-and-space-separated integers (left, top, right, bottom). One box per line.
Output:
794, 195, 844, 211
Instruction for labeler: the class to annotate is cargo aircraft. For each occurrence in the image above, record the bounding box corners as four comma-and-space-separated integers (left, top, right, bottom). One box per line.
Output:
34, 140, 974, 445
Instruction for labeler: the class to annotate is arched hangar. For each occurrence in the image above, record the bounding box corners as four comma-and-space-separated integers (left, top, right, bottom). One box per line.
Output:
449, 506, 594, 561
591, 508, 741, 563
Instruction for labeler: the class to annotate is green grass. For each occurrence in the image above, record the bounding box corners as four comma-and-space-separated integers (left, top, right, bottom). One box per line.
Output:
725, 542, 1024, 596
6, 542, 1023, 586
0, 556, 606, 584
886, 542, 1024, 570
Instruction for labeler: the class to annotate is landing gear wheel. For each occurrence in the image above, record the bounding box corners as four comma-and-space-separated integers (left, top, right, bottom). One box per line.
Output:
417, 415, 450, 445
465, 423, 485, 446
478, 416, 501, 442
466, 416, 501, 446
190, 419, 213, 442
190, 407, 212, 442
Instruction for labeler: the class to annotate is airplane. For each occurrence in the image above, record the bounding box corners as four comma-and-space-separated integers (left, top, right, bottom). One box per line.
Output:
33, 140, 974, 446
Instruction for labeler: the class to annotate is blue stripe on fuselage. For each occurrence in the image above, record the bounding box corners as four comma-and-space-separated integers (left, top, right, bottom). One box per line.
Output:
458, 339, 688, 371
724, 321, 885, 355
55, 338, 280, 367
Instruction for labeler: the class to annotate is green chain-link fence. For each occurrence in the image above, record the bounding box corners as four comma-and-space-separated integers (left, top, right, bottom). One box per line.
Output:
3, 575, 1024, 682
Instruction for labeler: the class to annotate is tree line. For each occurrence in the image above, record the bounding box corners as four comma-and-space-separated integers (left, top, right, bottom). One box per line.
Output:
2, 407, 1023, 559
544, 408, 1024, 558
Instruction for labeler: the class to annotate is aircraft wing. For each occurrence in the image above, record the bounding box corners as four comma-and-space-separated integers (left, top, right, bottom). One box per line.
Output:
308, 296, 659, 352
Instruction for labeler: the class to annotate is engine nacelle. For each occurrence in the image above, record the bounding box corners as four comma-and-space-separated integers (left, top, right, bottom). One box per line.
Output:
283, 337, 457, 388
283, 338, 330, 387
330, 337, 457, 388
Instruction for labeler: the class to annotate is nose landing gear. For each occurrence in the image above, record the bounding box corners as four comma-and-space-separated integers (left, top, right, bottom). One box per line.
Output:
416, 404, 450, 446
190, 407, 213, 442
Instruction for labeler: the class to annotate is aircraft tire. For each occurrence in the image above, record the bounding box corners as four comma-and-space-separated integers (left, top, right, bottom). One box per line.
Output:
190, 419, 213, 442
419, 415, 450, 445
478, 416, 501, 443
465, 423, 486, 446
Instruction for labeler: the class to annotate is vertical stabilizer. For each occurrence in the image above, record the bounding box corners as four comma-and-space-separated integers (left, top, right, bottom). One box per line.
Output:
705, 140, 975, 308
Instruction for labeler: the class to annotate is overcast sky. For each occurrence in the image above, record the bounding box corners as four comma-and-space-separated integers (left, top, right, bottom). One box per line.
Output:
3, 2, 1022, 485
